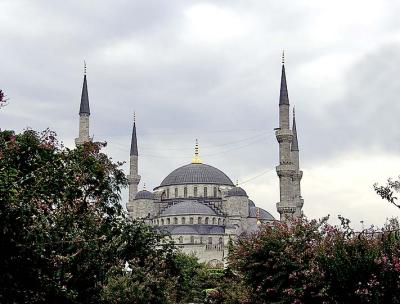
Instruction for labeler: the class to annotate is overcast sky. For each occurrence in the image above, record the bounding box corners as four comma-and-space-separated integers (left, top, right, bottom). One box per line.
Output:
1, 0, 400, 229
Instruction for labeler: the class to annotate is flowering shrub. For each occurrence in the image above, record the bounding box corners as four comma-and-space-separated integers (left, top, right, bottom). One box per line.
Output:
229, 216, 400, 304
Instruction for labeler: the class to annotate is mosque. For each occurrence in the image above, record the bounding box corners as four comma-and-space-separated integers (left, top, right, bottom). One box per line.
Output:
74, 58, 304, 267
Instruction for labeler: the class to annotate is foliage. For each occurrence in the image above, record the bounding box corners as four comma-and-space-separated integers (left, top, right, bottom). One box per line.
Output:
374, 176, 400, 209
229, 216, 400, 304
0, 90, 8, 108
0, 129, 208, 304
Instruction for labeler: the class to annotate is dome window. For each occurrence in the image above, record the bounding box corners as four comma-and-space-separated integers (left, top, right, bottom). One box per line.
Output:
184, 187, 188, 198
194, 186, 198, 197
204, 187, 208, 197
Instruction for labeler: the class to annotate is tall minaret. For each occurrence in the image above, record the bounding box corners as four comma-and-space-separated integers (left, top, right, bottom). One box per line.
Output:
291, 108, 304, 217
127, 113, 141, 203
75, 62, 91, 146
275, 53, 296, 221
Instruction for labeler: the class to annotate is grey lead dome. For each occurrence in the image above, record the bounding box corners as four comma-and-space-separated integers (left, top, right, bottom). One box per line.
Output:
156, 163, 234, 188
227, 186, 248, 197
161, 201, 217, 216
135, 190, 154, 200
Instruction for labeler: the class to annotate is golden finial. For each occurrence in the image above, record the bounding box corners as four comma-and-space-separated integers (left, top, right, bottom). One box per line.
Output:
236, 180, 239, 186
256, 207, 261, 225
143, 183, 146, 190
191, 139, 202, 164
84, 60, 87, 75
282, 50, 285, 64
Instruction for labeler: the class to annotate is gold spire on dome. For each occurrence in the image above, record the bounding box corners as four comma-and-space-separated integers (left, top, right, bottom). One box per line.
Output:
191, 139, 202, 164
143, 183, 146, 190
236, 180, 239, 186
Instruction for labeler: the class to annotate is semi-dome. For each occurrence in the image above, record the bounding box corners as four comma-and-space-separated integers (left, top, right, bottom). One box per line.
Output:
227, 186, 248, 197
248, 200, 256, 207
135, 190, 154, 200
156, 163, 234, 188
161, 201, 217, 216
249, 206, 275, 221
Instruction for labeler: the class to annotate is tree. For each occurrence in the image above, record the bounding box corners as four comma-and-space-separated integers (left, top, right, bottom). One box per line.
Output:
0, 90, 8, 108
374, 176, 400, 209
0, 129, 206, 303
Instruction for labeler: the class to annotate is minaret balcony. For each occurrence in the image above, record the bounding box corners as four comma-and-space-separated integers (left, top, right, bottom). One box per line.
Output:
275, 129, 293, 143
276, 164, 295, 177
292, 171, 303, 180
276, 203, 296, 215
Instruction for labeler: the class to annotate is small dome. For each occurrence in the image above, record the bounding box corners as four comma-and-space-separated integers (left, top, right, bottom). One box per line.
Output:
248, 200, 255, 207
135, 190, 154, 200
227, 186, 248, 197
156, 163, 234, 188
161, 201, 217, 216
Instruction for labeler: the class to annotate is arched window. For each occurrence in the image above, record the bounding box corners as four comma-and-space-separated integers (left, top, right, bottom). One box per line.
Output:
200, 236, 203, 244
157, 219, 159, 225
167, 218, 170, 225
223, 219, 226, 225
198, 217, 202, 224
218, 218, 221, 225
194, 186, 198, 197
190, 236, 194, 243
212, 218, 216, 225
219, 237, 223, 244
208, 237, 212, 244
175, 188, 178, 198
190, 217, 194, 224
166, 188, 170, 199
204, 187, 208, 197
205, 217, 209, 224
179, 236, 183, 243
174, 217, 178, 224
182, 217, 186, 224
213, 187, 217, 197
184, 187, 187, 198
161, 219, 164, 225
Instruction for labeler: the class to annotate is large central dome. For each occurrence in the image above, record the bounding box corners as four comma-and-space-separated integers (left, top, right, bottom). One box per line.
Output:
156, 163, 234, 188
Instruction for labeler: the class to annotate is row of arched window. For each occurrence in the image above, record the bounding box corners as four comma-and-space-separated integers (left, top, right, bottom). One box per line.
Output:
165, 186, 219, 199
154, 216, 225, 226
178, 236, 224, 245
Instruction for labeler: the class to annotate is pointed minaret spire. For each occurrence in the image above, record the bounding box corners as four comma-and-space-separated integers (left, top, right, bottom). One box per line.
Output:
191, 139, 202, 164
79, 61, 90, 115
291, 107, 299, 151
75, 62, 91, 146
130, 112, 138, 156
279, 51, 289, 106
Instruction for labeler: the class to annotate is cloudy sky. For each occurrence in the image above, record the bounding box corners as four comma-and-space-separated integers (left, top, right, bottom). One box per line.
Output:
1, 0, 399, 229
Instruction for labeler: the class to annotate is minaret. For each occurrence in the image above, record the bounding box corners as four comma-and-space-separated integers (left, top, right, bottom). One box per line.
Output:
75, 62, 91, 146
291, 108, 304, 217
128, 113, 141, 203
275, 53, 296, 221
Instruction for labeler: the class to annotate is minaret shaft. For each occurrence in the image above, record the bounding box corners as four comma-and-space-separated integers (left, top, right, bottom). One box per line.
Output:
75, 71, 91, 147
128, 121, 141, 204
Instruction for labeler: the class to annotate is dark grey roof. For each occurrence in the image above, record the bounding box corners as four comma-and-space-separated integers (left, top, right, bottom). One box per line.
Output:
249, 207, 275, 220
227, 186, 248, 197
135, 190, 154, 200
291, 112, 299, 151
79, 75, 90, 115
160, 225, 225, 235
157, 163, 234, 188
279, 64, 289, 106
248, 200, 255, 207
130, 122, 138, 156
161, 201, 217, 216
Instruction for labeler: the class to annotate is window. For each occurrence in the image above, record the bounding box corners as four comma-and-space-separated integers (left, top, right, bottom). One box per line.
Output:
200, 236, 203, 244
212, 218, 216, 225
184, 187, 187, 198
166, 188, 170, 199
161, 219, 164, 225
204, 187, 208, 197
205, 217, 209, 224
190, 236, 194, 243
194, 187, 198, 197
198, 217, 202, 224
175, 188, 178, 198
190, 217, 194, 224
218, 218, 221, 225
213, 187, 217, 197
223, 219, 226, 225
179, 236, 183, 243
174, 217, 178, 224
219, 237, 223, 244
157, 219, 159, 225
182, 217, 186, 224
208, 237, 212, 244
167, 218, 170, 225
